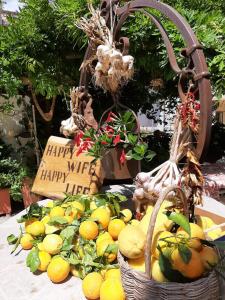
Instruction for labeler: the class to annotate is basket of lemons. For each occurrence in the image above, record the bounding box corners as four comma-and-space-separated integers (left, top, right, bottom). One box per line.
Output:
117, 186, 225, 300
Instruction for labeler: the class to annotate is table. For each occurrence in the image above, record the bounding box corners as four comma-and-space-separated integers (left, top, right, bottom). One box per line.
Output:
0, 186, 225, 300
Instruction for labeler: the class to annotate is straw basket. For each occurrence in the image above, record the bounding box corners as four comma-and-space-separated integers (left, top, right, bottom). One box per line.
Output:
118, 185, 221, 300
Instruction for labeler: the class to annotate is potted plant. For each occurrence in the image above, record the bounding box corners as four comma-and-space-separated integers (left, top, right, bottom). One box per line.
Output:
74, 111, 156, 180
0, 158, 27, 214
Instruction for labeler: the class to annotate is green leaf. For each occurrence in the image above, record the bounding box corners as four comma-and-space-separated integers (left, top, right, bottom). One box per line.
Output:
60, 226, 76, 240
26, 249, 40, 273
178, 244, 192, 264
48, 216, 68, 225
10, 227, 23, 254
166, 211, 191, 235
105, 243, 118, 254
7, 234, 18, 245
127, 133, 138, 145
158, 251, 188, 283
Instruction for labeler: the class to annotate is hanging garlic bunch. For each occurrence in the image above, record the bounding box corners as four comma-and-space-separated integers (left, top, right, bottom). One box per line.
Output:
60, 116, 79, 137
133, 116, 192, 208
95, 45, 134, 92
76, 4, 134, 93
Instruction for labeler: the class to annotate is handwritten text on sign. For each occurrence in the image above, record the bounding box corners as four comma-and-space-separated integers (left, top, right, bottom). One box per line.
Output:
32, 136, 103, 199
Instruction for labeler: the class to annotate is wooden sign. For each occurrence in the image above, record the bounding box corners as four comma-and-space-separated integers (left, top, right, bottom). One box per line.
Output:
216, 99, 225, 112
32, 136, 104, 199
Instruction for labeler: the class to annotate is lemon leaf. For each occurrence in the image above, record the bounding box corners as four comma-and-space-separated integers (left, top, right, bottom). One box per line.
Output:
48, 216, 68, 225
7, 234, 18, 245
166, 211, 190, 235
158, 251, 188, 283
178, 244, 192, 264
105, 244, 118, 254
26, 249, 40, 273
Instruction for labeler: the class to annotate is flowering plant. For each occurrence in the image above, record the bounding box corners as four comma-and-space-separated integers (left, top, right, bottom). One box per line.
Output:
74, 111, 156, 164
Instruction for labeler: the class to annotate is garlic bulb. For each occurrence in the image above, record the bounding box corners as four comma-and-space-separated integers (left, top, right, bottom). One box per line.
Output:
60, 116, 78, 137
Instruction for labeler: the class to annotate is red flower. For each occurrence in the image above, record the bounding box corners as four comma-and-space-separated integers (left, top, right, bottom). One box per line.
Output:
84, 137, 92, 141
74, 131, 84, 147
76, 146, 84, 156
119, 149, 126, 164
105, 125, 114, 133
76, 141, 91, 156
105, 112, 116, 123
101, 141, 108, 145
113, 135, 121, 145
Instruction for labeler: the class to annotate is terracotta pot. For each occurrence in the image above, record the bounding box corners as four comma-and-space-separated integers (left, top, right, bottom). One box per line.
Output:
0, 188, 11, 215
22, 177, 41, 208
101, 148, 140, 180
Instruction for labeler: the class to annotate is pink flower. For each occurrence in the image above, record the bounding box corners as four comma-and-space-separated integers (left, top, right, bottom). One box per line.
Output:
113, 135, 121, 145
74, 131, 84, 147
119, 149, 126, 164
195, 103, 200, 110
106, 112, 114, 123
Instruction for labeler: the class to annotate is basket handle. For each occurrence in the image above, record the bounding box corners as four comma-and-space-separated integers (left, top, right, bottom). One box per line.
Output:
144, 185, 189, 278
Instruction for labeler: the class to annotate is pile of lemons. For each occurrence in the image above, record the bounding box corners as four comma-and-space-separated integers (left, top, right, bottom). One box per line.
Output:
118, 201, 224, 283
15, 195, 136, 300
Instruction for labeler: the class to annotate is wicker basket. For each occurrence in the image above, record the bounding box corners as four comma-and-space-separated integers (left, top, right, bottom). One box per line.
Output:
118, 185, 221, 300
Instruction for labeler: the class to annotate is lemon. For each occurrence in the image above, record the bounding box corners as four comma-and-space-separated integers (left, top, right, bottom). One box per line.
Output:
108, 219, 126, 240
64, 215, 73, 224
70, 265, 79, 277
91, 207, 110, 229
20, 233, 34, 250
130, 219, 140, 226
37, 242, 45, 251
96, 232, 113, 247
25, 218, 38, 233
26, 221, 45, 236
105, 269, 121, 280
42, 234, 63, 255
152, 231, 176, 259
90, 201, 98, 210
82, 272, 103, 300
50, 206, 65, 218
118, 225, 146, 259
97, 239, 117, 263
177, 223, 205, 251
200, 246, 219, 270
69, 201, 85, 219
41, 215, 50, 225
47, 256, 70, 283
171, 248, 204, 279
79, 220, 99, 240
100, 278, 125, 300
120, 209, 132, 223
128, 256, 145, 272
38, 251, 51, 271
151, 259, 168, 282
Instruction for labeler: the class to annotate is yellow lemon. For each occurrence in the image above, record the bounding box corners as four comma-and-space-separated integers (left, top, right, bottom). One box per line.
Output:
47, 256, 70, 283
37, 242, 45, 251
50, 206, 65, 218
105, 268, 121, 280
151, 231, 176, 259
108, 219, 126, 240
120, 209, 132, 223
130, 219, 140, 226
96, 232, 113, 247
97, 239, 117, 263
70, 265, 79, 277
200, 246, 219, 270
171, 248, 204, 279
128, 256, 145, 272
64, 215, 73, 224
38, 251, 51, 271
177, 223, 205, 251
90, 201, 98, 210
79, 220, 99, 240
26, 221, 45, 236
69, 201, 85, 219
25, 218, 38, 233
20, 233, 34, 250
100, 278, 125, 300
42, 234, 63, 255
151, 259, 168, 282
118, 225, 146, 259
91, 207, 110, 229
82, 272, 103, 300
41, 215, 50, 225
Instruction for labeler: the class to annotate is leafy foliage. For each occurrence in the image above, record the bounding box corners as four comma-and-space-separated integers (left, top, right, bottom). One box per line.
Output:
0, 158, 27, 201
